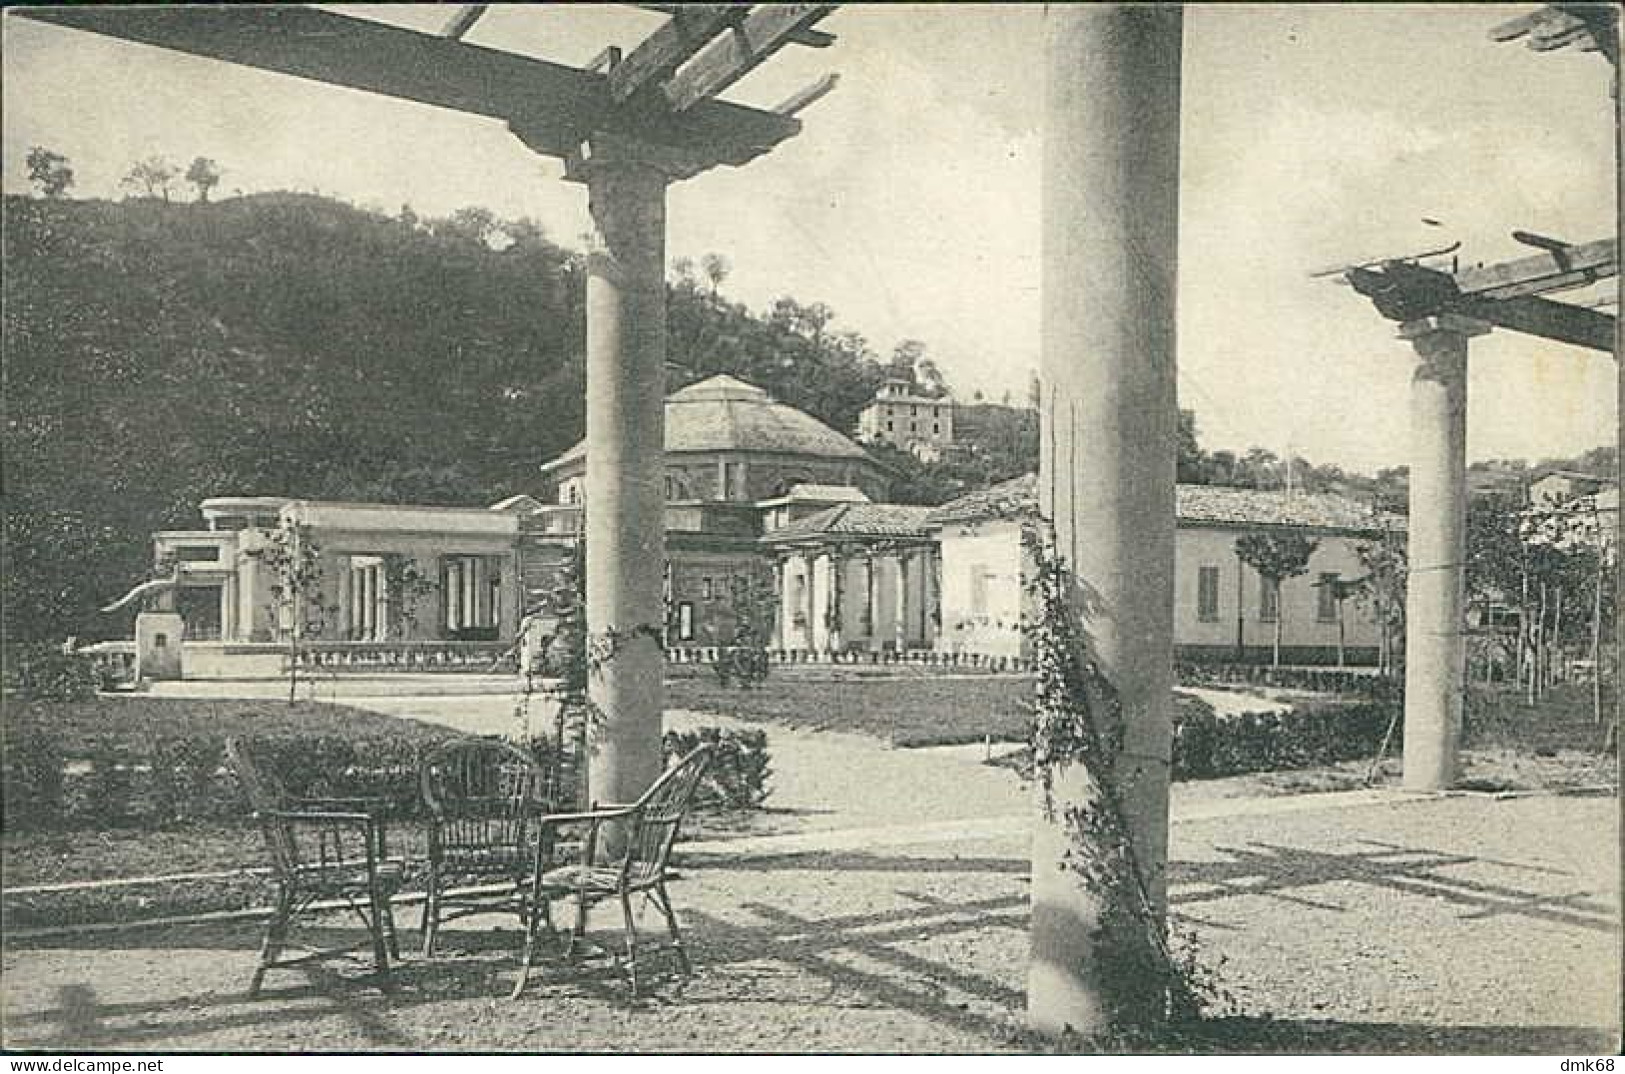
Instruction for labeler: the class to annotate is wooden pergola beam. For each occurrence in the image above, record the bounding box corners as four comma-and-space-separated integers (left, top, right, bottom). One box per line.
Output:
1455, 237, 1618, 300
609, 4, 741, 103
1455, 293, 1618, 352
663, 4, 837, 112
439, 5, 489, 41
630, 4, 837, 48
14, 5, 802, 165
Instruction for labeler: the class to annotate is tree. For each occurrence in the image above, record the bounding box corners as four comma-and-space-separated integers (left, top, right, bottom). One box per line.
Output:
25, 147, 74, 198
699, 251, 730, 293
1234, 529, 1319, 667
257, 519, 334, 703
121, 156, 179, 201
1354, 521, 1408, 678
184, 157, 222, 203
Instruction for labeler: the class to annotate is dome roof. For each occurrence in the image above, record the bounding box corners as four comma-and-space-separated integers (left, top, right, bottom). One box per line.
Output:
541, 375, 871, 472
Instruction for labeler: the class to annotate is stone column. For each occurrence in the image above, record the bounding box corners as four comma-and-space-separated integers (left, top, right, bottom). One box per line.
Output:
579, 144, 670, 809
893, 552, 908, 651
1032, 3, 1182, 1037
1399, 314, 1486, 791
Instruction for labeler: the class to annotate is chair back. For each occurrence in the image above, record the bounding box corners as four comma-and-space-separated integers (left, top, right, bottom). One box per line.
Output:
616, 745, 714, 885
421, 737, 549, 857
225, 737, 300, 879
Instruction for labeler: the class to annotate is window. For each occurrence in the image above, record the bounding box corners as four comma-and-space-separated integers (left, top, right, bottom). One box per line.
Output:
677, 602, 694, 640
174, 544, 220, 563
933, 423, 940, 435
1317, 572, 1339, 623
1197, 565, 1220, 622
702, 577, 714, 601
1259, 576, 1279, 623
443, 555, 500, 638
886, 420, 894, 431
911, 405, 918, 416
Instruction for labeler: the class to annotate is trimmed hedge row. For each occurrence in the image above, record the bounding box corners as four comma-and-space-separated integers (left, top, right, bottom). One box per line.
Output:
1171, 699, 1397, 781
1175, 661, 1399, 701
2, 724, 772, 832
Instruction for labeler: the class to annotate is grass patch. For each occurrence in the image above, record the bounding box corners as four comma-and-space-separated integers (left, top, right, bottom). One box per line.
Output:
668, 672, 1032, 747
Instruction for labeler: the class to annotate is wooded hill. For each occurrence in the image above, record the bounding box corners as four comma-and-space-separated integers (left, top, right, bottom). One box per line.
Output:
2, 192, 898, 641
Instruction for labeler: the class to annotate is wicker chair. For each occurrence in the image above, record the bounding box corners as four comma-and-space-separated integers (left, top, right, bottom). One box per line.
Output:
419, 737, 556, 962
225, 738, 403, 997
516, 745, 714, 998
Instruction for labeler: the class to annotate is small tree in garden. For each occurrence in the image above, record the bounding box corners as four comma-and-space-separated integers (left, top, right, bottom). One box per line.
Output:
25, 147, 74, 198
258, 520, 335, 703
1355, 519, 1408, 678
1234, 529, 1319, 668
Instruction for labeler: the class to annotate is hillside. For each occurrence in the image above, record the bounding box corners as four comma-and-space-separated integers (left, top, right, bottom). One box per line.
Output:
1, 193, 891, 640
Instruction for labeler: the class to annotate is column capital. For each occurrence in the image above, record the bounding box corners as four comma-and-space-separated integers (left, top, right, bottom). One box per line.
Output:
1398, 313, 1492, 344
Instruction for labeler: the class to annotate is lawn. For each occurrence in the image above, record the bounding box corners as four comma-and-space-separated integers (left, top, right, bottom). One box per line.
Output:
669, 671, 1224, 748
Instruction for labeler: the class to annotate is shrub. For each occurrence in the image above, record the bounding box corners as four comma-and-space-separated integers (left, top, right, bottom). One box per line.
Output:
663, 726, 772, 809
1171, 699, 1397, 781
1175, 661, 1398, 701
2, 644, 100, 701
1, 727, 65, 829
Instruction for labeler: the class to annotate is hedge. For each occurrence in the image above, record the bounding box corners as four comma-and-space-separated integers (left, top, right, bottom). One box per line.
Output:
1, 724, 772, 832
1171, 699, 1398, 781
1, 644, 100, 701
1175, 661, 1399, 701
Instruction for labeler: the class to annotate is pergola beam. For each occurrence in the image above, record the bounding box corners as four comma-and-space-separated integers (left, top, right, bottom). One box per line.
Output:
1346, 238, 1618, 353
13, 5, 802, 165
439, 5, 489, 41
1456, 237, 1617, 299
663, 4, 837, 112
609, 5, 741, 103
1455, 293, 1618, 352
630, 4, 837, 48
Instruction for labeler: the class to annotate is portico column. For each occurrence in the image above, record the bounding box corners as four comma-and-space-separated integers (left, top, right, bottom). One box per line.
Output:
1399, 314, 1487, 791
893, 552, 907, 651
1033, 3, 1182, 1036
579, 145, 669, 809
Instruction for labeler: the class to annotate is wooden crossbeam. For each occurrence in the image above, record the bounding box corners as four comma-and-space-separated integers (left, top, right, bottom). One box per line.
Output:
440, 5, 489, 41
630, 4, 836, 47
1454, 294, 1618, 352
14, 5, 802, 166
773, 72, 839, 117
663, 4, 837, 112
1346, 248, 1619, 353
1455, 238, 1617, 300
609, 5, 740, 103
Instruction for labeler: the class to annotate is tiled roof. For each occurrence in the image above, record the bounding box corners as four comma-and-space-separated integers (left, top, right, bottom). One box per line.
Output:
928, 473, 1404, 534
542, 375, 870, 471
782, 483, 871, 503
765, 502, 936, 543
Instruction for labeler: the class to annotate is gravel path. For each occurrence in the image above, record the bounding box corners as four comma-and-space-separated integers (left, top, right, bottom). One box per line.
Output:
5, 688, 1616, 1053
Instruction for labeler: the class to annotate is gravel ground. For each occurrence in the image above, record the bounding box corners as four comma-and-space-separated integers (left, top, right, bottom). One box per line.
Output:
3, 790, 1616, 1052
5, 687, 1617, 1053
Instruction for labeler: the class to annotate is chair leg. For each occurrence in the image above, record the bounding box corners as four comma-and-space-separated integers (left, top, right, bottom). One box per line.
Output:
366, 887, 393, 991
382, 893, 400, 960
620, 890, 640, 999
249, 889, 292, 999
564, 893, 588, 962
651, 882, 691, 976
511, 891, 553, 1001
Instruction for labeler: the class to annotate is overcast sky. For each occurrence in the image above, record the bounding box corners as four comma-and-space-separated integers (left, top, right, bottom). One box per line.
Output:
4, 3, 1617, 473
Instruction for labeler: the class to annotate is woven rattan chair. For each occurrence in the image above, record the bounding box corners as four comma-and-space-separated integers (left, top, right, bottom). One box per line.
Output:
225, 738, 403, 997
515, 745, 714, 998
419, 737, 556, 962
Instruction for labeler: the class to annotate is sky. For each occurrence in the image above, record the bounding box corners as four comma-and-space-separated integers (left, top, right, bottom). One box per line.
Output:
3, 3, 1618, 474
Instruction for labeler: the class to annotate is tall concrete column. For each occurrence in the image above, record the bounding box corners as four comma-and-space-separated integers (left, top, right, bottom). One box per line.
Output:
1032, 3, 1182, 1037
580, 147, 669, 808
1399, 314, 1486, 791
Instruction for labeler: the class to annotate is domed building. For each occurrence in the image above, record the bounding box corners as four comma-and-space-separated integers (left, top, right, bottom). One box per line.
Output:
524, 374, 918, 651
538, 375, 891, 506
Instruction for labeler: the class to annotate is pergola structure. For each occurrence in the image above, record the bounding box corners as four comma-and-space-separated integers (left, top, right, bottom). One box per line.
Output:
1335, 3, 1621, 791
16, 3, 842, 815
